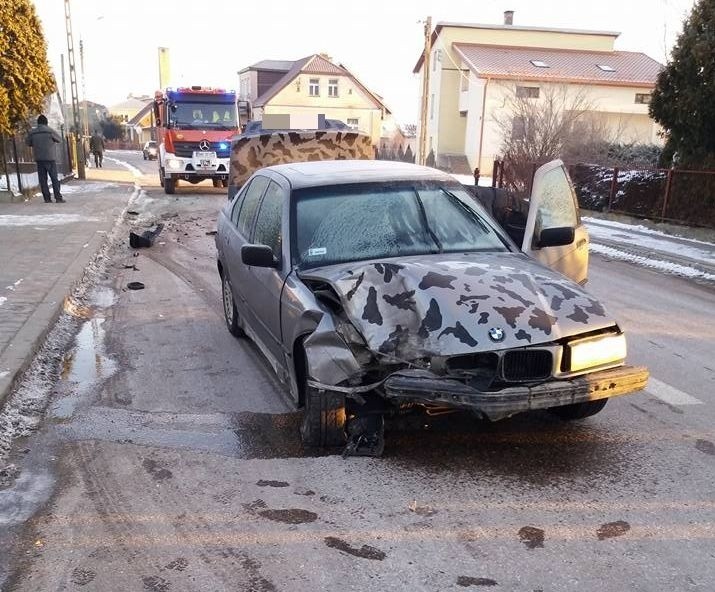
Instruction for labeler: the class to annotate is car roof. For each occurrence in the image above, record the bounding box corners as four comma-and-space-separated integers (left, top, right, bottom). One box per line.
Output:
264, 160, 457, 190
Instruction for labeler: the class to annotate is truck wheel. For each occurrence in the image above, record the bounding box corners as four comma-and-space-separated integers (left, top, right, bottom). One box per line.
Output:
550, 398, 608, 420
159, 168, 165, 187
221, 179, 229, 188
212, 179, 222, 188
164, 176, 176, 194
222, 273, 244, 338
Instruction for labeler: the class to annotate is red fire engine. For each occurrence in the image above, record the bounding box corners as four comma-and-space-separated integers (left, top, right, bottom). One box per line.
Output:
153, 86, 238, 194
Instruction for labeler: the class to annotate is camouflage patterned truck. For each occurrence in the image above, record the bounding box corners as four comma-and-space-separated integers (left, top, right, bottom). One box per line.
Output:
227, 129, 374, 200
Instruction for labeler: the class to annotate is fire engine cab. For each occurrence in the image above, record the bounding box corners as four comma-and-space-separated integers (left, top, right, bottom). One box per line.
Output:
153, 87, 238, 194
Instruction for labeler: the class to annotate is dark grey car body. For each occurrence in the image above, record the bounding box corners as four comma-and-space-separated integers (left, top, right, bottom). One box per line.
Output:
215, 160, 647, 431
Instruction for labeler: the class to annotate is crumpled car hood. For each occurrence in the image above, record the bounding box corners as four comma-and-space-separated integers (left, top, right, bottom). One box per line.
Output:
300, 253, 616, 359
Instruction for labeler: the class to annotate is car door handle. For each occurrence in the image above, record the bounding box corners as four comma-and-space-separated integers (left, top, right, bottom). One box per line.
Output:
576, 238, 587, 248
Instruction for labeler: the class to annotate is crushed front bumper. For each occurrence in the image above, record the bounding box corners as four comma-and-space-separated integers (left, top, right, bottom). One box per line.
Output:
381, 365, 649, 419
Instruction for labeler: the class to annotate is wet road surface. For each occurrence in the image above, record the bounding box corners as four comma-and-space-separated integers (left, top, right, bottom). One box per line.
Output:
1, 151, 714, 591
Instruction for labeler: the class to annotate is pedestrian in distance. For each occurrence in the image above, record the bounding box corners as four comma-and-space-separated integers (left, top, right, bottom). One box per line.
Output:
25, 114, 65, 203
89, 129, 105, 168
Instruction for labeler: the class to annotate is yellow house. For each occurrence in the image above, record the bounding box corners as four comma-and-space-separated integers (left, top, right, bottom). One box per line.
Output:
239, 54, 391, 145
109, 95, 154, 145
413, 13, 663, 173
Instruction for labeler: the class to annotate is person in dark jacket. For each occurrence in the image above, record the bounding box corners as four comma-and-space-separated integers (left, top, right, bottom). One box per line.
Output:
89, 130, 105, 168
25, 114, 65, 203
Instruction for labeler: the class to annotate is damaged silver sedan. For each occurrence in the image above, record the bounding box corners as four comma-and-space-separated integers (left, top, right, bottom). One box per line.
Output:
216, 160, 648, 455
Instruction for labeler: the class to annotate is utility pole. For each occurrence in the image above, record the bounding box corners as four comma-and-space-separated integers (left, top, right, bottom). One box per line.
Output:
60, 53, 67, 105
418, 16, 432, 166
79, 38, 89, 137
64, 0, 85, 179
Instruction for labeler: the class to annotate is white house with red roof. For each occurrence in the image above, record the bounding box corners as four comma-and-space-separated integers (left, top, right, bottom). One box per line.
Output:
238, 54, 391, 145
413, 12, 663, 173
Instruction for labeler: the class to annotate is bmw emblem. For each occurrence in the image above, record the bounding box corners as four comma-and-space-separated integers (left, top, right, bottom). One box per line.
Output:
488, 327, 505, 342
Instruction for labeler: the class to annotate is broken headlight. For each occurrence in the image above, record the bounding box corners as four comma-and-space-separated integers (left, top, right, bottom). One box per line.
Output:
565, 332, 627, 372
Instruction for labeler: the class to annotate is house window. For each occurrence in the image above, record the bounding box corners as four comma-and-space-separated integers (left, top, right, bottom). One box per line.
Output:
328, 79, 339, 97
309, 78, 320, 96
347, 118, 359, 130
597, 64, 616, 72
635, 93, 652, 104
530, 60, 550, 68
430, 93, 435, 120
516, 86, 540, 99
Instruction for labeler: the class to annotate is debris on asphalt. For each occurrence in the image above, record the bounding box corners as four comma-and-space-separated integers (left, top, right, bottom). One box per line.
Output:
205, 230, 217, 236
127, 282, 145, 290
129, 223, 164, 248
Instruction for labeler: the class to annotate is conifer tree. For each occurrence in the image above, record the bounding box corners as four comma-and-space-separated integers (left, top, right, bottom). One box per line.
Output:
650, 0, 715, 167
0, 0, 56, 134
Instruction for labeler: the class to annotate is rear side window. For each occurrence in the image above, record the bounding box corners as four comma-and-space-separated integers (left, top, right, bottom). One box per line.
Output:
253, 181, 283, 256
236, 175, 269, 237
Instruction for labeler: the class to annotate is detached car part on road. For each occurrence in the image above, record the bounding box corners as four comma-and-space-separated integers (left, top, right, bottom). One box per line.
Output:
215, 160, 649, 455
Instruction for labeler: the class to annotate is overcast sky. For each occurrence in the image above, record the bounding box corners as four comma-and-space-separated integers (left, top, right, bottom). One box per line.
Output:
32, 0, 695, 123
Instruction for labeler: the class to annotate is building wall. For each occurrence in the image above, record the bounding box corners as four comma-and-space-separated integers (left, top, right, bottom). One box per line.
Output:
418, 24, 621, 165
471, 81, 660, 172
263, 73, 385, 144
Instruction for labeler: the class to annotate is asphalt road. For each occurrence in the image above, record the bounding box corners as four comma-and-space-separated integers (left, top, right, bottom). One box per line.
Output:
1, 151, 714, 591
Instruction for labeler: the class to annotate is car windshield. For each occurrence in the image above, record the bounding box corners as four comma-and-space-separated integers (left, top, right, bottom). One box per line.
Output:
293, 182, 510, 268
169, 102, 237, 131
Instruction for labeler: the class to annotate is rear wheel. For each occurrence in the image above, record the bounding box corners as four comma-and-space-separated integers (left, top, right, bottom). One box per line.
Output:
550, 398, 608, 420
222, 273, 244, 337
299, 350, 346, 447
221, 179, 229, 188
212, 179, 222, 188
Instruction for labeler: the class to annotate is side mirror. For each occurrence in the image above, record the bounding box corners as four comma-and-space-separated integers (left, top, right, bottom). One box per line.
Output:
242, 244, 278, 268
537, 227, 575, 248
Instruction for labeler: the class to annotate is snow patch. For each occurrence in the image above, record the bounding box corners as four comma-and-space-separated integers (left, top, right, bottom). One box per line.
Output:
450, 174, 494, 187
0, 214, 101, 227
104, 156, 142, 178
0, 297, 6, 307
590, 243, 715, 282
586, 223, 715, 266
584, 217, 715, 248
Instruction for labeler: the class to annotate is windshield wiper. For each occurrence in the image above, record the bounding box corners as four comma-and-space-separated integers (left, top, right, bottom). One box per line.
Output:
442, 188, 491, 233
413, 189, 442, 253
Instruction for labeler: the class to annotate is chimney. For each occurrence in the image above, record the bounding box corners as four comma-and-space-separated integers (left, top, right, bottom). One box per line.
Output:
504, 10, 514, 25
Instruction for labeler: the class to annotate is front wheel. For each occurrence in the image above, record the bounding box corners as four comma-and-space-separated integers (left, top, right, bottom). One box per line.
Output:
159, 168, 165, 187
222, 273, 244, 337
164, 176, 176, 195
549, 398, 608, 420
221, 179, 229, 188
300, 352, 346, 448
212, 179, 222, 188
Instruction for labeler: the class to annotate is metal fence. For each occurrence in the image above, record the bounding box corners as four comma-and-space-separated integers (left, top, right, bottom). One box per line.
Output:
1, 132, 73, 194
492, 160, 715, 229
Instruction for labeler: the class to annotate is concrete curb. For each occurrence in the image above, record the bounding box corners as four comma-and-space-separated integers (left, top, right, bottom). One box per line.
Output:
0, 212, 113, 407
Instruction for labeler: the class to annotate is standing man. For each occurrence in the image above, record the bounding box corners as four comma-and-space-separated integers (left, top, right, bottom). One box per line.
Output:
25, 114, 65, 203
89, 129, 105, 168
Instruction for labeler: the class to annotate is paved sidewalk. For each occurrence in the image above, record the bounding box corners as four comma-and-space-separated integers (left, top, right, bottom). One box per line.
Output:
0, 181, 134, 405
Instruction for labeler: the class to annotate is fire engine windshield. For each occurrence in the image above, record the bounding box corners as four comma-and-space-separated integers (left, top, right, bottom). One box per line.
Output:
169, 102, 237, 131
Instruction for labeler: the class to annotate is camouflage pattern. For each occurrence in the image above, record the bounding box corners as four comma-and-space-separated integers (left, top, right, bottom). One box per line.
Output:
229, 130, 374, 188
301, 253, 614, 361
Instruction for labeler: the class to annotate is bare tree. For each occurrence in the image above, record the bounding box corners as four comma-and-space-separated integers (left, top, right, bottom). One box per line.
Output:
494, 84, 596, 193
